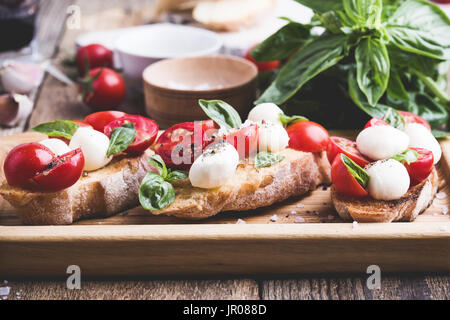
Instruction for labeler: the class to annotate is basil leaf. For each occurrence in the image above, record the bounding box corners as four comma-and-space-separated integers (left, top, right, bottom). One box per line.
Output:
279, 113, 308, 126
138, 172, 176, 211
251, 21, 311, 62
106, 122, 136, 157
393, 149, 419, 164
198, 99, 242, 130
341, 153, 370, 188
355, 36, 390, 106
343, 0, 382, 27
383, 108, 405, 130
431, 130, 450, 139
148, 154, 168, 178
32, 120, 79, 140
256, 34, 350, 105
294, 0, 344, 13
254, 152, 285, 169
165, 170, 188, 182
387, 68, 409, 101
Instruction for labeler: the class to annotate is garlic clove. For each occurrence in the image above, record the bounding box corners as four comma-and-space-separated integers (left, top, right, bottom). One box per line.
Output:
1, 60, 44, 94
0, 93, 33, 127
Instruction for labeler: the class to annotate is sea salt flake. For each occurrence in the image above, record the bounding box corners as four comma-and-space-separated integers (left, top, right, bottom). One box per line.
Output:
440, 225, 448, 231
0, 286, 10, 296
352, 221, 358, 229
236, 219, 246, 225
270, 214, 278, 222
290, 210, 297, 215
296, 203, 305, 208
436, 192, 446, 199
442, 206, 448, 215
294, 217, 305, 223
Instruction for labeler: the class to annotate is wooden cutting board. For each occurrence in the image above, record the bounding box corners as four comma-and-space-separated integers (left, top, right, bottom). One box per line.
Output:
0, 131, 449, 276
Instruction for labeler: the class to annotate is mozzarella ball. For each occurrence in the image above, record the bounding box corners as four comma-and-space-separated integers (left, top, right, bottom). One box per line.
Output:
356, 125, 409, 160
189, 140, 239, 189
366, 159, 410, 200
247, 103, 284, 126
258, 122, 289, 153
404, 123, 441, 164
69, 127, 112, 171
39, 138, 71, 156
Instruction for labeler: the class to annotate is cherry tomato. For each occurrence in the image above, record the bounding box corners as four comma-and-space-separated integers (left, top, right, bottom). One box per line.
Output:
224, 124, 259, 159
363, 118, 388, 129
104, 115, 159, 155
331, 154, 368, 198
76, 44, 113, 76
85, 110, 126, 132
402, 147, 434, 186
55, 120, 92, 145
244, 44, 280, 73
4, 143, 56, 188
398, 111, 431, 130
327, 136, 371, 167
33, 148, 85, 192
154, 120, 216, 169
80, 67, 126, 110
286, 121, 329, 153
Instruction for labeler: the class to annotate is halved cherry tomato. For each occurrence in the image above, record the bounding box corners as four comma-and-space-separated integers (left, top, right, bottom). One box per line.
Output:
85, 111, 126, 132
4, 143, 56, 188
327, 136, 371, 167
331, 154, 368, 198
286, 121, 329, 153
244, 44, 280, 73
104, 115, 159, 155
224, 124, 258, 159
55, 120, 92, 145
398, 111, 431, 130
33, 148, 85, 192
402, 147, 434, 186
154, 120, 216, 169
363, 118, 388, 129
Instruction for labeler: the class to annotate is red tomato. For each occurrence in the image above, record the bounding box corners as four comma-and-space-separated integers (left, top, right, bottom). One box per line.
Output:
33, 148, 85, 192
244, 44, 280, 73
55, 120, 92, 145
80, 67, 126, 110
76, 44, 113, 75
104, 115, 159, 155
286, 121, 329, 153
331, 154, 368, 198
327, 136, 371, 167
4, 143, 56, 188
363, 118, 388, 129
85, 110, 126, 132
224, 124, 259, 159
402, 148, 434, 186
398, 111, 431, 130
154, 120, 216, 169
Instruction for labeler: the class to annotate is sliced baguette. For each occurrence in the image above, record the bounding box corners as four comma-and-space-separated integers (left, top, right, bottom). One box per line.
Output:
0, 150, 154, 225
151, 148, 331, 219
331, 168, 439, 222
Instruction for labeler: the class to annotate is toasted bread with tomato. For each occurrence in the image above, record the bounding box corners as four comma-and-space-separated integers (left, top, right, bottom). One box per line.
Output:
331, 168, 438, 222
151, 148, 331, 219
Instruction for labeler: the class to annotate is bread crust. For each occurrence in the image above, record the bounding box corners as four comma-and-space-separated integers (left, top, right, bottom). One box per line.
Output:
331, 168, 439, 222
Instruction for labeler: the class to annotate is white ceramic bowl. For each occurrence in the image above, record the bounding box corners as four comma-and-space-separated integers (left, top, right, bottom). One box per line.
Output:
114, 24, 223, 83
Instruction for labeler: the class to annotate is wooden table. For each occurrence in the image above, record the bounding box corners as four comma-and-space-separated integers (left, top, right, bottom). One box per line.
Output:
0, 0, 449, 300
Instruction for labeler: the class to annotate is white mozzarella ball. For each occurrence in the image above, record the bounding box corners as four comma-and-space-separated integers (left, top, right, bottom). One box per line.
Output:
366, 159, 410, 200
404, 123, 441, 164
39, 138, 71, 156
258, 122, 290, 153
189, 140, 239, 189
356, 125, 409, 160
69, 127, 112, 171
247, 103, 284, 126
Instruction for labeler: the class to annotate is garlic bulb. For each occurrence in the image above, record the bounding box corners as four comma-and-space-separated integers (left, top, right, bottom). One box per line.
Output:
0, 93, 33, 127
1, 60, 44, 94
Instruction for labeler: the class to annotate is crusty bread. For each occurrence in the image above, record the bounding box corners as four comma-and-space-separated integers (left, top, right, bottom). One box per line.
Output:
151, 148, 331, 219
0, 150, 154, 225
331, 168, 439, 223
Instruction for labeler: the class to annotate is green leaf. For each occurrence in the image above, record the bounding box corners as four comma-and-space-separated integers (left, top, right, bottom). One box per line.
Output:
165, 170, 188, 182
256, 34, 350, 105
383, 108, 405, 130
198, 99, 242, 130
431, 130, 450, 139
106, 122, 136, 157
343, 0, 382, 27
254, 152, 285, 169
393, 149, 419, 164
355, 36, 390, 106
148, 154, 168, 178
251, 22, 311, 62
138, 172, 176, 211
387, 68, 409, 101
32, 120, 79, 140
294, 0, 344, 13
341, 153, 370, 188
279, 113, 308, 126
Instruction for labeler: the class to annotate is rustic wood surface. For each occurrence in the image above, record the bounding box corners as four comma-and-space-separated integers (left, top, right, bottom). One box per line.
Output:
0, 0, 449, 300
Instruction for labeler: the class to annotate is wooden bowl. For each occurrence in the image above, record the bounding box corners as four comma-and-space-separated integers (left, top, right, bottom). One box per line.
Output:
142, 55, 257, 128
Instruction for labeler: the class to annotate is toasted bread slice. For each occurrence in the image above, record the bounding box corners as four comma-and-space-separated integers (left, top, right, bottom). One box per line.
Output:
151, 148, 331, 219
0, 150, 154, 225
331, 168, 439, 222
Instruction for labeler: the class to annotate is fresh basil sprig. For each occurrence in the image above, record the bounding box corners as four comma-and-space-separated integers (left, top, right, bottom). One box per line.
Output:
32, 120, 80, 140
383, 108, 405, 130
106, 122, 136, 157
341, 153, 370, 188
254, 151, 285, 169
198, 99, 242, 130
393, 149, 419, 165
139, 155, 187, 211
279, 113, 308, 126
